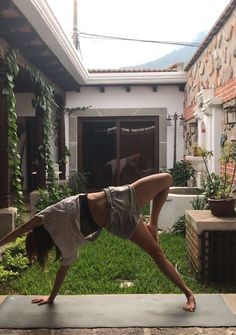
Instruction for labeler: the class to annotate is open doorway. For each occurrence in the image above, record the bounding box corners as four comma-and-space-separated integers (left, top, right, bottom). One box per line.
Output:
79, 117, 159, 188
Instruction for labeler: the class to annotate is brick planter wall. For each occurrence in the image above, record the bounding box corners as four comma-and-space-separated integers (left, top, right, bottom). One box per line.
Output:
186, 221, 202, 276
185, 210, 236, 282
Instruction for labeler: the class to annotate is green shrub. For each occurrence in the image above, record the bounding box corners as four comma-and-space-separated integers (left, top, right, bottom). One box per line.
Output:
201, 172, 227, 203
168, 160, 195, 186
191, 195, 206, 210
142, 203, 150, 216
36, 172, 90, 212
0, 237, 28, 282
0, 265, 17, 282
68, 172, 90, 195
36, 183, 72, 211
171, 215, 186, 236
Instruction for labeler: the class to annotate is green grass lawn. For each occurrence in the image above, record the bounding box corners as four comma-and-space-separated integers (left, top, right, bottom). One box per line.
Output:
0, 230, 234, 295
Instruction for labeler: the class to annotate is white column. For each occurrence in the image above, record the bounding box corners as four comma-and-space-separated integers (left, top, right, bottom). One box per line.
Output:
193, 90, 223, 182
205, 98, 223, 174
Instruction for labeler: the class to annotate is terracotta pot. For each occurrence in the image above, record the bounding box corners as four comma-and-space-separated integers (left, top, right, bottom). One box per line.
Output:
208, 197, 235, 217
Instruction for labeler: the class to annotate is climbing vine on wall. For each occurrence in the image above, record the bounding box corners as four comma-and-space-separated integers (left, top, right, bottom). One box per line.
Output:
4, 50, 58, 224
5, 49, 25, 225
28, 67, 57, 191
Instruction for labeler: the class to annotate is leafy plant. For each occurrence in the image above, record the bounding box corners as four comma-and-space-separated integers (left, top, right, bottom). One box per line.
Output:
201, 173, 222, 204
0, 237, 28, 282
5, 49, 25, 225
195, 143, 236, 199
168, 160, 195, 186
36, 183, 72, 212
35, 172, 90, 212
68, 172, 90, 195
0, 266, 17, 282
58, 146, 70, 166
191, 195, 207, 210
171, 215, 186, 236
172, 195, 206, 235
28, 66, 57, 190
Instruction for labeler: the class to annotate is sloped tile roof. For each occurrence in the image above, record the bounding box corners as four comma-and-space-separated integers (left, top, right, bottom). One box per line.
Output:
88, 63, 180, 73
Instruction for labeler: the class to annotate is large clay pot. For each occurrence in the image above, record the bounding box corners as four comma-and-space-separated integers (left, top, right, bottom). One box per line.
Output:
208, 197, 235, 217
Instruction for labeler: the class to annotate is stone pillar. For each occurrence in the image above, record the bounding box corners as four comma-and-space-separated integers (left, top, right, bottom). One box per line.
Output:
0, 61, 10, 208
0, 208, 17, 239
34, 95, 46, 189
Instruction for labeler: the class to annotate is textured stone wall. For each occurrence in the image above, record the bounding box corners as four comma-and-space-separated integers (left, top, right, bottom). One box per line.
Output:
184, 11, 236, 112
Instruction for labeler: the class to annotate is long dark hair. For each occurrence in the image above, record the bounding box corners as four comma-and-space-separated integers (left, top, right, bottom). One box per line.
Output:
25, 225, 61, 268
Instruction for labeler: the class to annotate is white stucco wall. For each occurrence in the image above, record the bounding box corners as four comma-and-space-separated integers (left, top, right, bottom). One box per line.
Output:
66, 85, 184, 169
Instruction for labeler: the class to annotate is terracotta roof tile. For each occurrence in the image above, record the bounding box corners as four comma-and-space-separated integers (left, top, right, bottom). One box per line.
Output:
88, 66, 178, 73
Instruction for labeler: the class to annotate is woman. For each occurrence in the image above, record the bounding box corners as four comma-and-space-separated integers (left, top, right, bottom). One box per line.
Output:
0, 173, 196, 312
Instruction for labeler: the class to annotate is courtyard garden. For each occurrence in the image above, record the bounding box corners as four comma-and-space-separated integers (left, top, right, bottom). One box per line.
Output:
0, 226, 234, 296
1, 150, 236, 296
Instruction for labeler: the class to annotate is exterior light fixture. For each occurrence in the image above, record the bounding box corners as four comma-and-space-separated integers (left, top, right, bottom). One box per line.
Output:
179, 114, 185, 126
224, 106, 236, 125
189, 122, 197, 135
166, 114, 172, 126
166, 112, 185, 166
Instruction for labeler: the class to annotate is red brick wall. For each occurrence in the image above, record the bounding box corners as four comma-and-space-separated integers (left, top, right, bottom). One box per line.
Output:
183, 104, 196, 121
220, 162, 236, 183
185, 222, 201, 274
215, 78, 236, 102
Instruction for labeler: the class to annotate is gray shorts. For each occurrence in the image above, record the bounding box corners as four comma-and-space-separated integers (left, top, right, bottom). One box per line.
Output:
103, 185, 141, 239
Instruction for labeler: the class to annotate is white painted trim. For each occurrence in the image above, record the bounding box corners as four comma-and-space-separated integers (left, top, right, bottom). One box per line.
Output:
86, 71, 187, 85
13, 0, 89, 84
13, 0, 187, 86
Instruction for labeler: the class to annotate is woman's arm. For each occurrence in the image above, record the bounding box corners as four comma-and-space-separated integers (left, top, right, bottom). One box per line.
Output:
0, 216, 41, 247
31, 264, 70, 305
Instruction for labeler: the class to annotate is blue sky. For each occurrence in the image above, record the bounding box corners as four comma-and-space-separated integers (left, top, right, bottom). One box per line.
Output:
47, 0, 231, 69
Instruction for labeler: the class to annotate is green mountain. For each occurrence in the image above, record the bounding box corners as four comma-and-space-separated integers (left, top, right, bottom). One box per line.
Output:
135, 32, 206, 69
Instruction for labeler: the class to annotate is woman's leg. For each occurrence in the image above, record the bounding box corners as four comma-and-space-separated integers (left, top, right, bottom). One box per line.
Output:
129, 220, 196, 312
131, 173, 172, 240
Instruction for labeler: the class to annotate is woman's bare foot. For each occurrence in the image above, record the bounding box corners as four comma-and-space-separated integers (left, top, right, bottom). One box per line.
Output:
146, 223, 158, 242
183, 294, 196, 312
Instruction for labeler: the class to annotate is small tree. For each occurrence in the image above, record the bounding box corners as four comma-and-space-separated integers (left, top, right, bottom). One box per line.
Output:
168, 160, 195, 186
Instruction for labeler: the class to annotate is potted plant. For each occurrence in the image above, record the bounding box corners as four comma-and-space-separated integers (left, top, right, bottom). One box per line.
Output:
194, 143, 236, 217
168, 160, 195, 186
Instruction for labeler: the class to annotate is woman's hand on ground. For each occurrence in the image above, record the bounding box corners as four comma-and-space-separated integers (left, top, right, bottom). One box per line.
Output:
31, 296, 54, 305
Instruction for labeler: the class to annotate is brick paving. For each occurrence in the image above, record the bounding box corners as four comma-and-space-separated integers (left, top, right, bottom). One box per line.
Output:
0, 328, 236, 334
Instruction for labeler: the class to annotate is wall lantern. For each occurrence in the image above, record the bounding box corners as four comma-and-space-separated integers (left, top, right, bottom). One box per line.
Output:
189, 122, 197, 135
166, 114, 172, 126
179, 114, 185, 126
224, 106, 236, 125
166, 113, 185, 126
